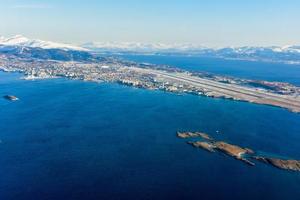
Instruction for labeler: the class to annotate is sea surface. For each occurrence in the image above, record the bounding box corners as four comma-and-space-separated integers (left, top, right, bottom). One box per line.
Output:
1, 56, 300, 200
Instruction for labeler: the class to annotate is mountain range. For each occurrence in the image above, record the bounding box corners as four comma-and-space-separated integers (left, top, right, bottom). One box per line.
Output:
82, 42, 300, 64
1, 35, 300, 64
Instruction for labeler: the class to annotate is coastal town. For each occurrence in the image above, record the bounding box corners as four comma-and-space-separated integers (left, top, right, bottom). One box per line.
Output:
1, 54, 300, 113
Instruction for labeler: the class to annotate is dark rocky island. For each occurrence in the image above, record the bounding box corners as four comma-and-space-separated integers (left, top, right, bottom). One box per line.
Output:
3, 95, 19, 101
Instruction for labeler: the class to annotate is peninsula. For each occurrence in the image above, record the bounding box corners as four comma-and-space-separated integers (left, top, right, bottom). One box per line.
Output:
1, 54, 300, 113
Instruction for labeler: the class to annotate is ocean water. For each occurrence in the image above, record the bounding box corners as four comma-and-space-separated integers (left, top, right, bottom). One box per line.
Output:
1, 57, 300, 200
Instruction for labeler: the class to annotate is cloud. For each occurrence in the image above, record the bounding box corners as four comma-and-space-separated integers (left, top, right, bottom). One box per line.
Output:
12, 4, 53, 9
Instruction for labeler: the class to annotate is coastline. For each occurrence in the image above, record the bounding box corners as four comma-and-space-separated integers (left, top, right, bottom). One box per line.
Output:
1, 64, 300, 114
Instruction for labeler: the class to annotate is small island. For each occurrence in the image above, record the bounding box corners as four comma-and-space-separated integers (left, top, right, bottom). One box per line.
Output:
178, 130, 300, 171
253, 156, 300, 172
3, 95, 19, 101
177, 131, 213, 140
188, 140, 255, 166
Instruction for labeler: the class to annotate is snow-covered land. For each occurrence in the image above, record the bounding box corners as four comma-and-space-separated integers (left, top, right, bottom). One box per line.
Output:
1, 35, 300, 64
0, 35, 86, 51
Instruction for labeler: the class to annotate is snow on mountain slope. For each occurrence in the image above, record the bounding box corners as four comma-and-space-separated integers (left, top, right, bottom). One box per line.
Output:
279, 45, 300, 53
81, 42, 300, 54
81, 42, 300, 64
81, 42, 207, 52
0, 35, 87, 51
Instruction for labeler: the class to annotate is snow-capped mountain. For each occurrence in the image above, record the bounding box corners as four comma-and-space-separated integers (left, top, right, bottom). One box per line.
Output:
82, 41, 300, 54
0, 35, 87, 51
0, 35, 96, 62
209, 46, 300, 64
216, 46, 300, 55
81, 42, 300, 64
1, 35, 300, 64
81, 42, 207, 52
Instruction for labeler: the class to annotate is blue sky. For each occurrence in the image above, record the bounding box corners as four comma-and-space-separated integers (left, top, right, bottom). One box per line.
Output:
1, 0, 300, 47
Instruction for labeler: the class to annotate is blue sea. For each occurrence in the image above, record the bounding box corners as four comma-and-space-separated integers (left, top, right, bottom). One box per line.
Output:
1, 56, 300, 200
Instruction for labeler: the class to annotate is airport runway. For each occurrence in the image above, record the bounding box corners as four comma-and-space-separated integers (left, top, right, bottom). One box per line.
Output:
140, 68, 300, 113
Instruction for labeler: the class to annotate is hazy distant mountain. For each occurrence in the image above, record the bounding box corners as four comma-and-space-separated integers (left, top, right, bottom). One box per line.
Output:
82, 42, 300, 64
81, 41, 300, 54
81, 42, 208, 53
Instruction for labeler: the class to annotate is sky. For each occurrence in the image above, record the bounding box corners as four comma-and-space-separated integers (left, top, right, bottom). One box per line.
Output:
0, 0, 300, 47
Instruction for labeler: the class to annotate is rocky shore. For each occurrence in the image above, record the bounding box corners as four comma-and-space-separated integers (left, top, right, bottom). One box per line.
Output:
188, 141, 216, 152
188, 140, 255, 166
253, 156, 300, 172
